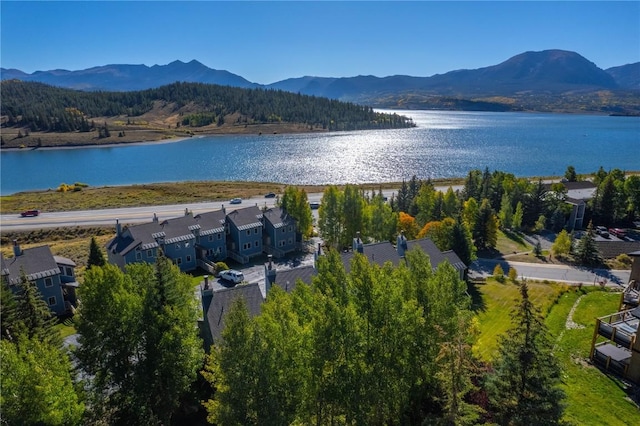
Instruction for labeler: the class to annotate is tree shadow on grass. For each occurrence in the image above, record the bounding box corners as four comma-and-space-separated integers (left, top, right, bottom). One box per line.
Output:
503, 229, 527, 246
467, 279, 487, 313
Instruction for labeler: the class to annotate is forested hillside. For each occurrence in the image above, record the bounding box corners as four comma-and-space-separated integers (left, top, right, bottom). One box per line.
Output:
0, 80, 415, 134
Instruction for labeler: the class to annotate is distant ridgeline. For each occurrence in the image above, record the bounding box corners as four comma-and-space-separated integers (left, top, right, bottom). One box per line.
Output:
0, 80, 416, 133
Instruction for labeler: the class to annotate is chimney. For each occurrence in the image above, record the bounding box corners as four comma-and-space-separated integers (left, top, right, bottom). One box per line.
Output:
185, 208, 190, 216
222, 204, 226, 215
116, 219, 122, 237
353, 231, 364, 254
397, 231, 408, 257
153, 213, 158, 222
12, 240, 22, 257
265, 254, 276, 293
204, 275, 209, 289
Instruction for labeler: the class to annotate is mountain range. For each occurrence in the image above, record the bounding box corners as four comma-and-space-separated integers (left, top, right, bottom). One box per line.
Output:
2, 50, 639, 112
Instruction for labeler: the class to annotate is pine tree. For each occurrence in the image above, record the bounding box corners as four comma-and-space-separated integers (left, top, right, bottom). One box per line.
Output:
13, 269, 61, 348
575, 221, 601, 266
87, 236, 106, 269
487, 281, 565, 425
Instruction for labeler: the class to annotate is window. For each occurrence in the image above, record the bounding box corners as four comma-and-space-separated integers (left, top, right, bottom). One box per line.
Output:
289, 226, 293, 232
282, 227, 286, 233
65, 266, 73, 276
254, 228, 259, 234
255, 240, 260, 248
136, 251, 142, 260
288, 238, 293, 245
208, 235, 214, 242
218, 233, 222, 240
44, 277, 53, 288
247, 230, 251, 236
147, 249, 153, 258
48, 296, 56, 306
186, 255, 192, 263
176, 257, 182, 266
175, 243, 181, 250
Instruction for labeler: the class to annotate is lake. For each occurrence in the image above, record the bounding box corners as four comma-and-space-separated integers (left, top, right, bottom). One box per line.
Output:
1, 110, 638, 195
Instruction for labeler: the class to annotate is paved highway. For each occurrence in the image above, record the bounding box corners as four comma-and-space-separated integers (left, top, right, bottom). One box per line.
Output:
1, 191, 394, 231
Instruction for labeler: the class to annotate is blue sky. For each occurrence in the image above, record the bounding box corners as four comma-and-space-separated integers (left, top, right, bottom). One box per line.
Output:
1, 1, 638, 84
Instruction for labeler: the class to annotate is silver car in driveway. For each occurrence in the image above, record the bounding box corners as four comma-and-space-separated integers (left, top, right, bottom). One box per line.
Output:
219, 269, 244, 284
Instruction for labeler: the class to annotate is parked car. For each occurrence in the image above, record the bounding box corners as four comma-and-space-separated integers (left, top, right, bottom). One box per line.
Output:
309, 202, 320, 210
229, 198, 242, 204
219, 269, 244, 284
264, 192, 277, 198
595, 226, 608, 235
20, 209, 40, 217
609, 228, 627, 239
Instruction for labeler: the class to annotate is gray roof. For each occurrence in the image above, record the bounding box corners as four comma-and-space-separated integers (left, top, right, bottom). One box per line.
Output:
269, 265, 317, 292
595, 241, 640, 259
341, 241, 402, 272
408, 238, 466, 271
1, 245, 60, 285
107, 214, 197, 255
53, 255, 76, 267
226, 206, 263, 231
194, 210, 227, 235
205, 282, 264, 343
262, 206, 295, 229
340, 237, 466, 273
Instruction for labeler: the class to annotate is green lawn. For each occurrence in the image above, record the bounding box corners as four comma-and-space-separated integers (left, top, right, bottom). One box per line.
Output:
474, 280, 640, 425
473, 277, 568, 360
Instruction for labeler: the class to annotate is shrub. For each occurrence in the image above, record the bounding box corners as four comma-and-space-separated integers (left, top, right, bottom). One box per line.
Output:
214, 261, 229, 276
616, 253, 632, 266
508, 267, 518, 283
493, 264, 505, 283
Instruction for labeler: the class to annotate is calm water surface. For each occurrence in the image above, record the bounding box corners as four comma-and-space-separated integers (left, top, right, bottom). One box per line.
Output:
1, 110, 638, 195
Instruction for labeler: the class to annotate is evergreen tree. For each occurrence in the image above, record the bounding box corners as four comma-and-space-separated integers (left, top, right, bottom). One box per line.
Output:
87, 236, 106, 268
575, 221, 601, 266
487, 281, 566, 425
564, 165, 577, 182
13, 269, 61, 348
139, 254, 204, 424
473, 199, 499, 250
451, 219, 477, 267
1, 282, 21, 341
77, 258, 203, 424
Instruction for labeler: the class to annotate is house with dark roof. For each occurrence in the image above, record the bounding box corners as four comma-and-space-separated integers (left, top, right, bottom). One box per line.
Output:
590, 250, 640, 384
200, 234, 467, 348
192, 210, 228, 263
262, 206, 297, 258
1, 241, 79, 316
225, 205, 264, 264
200, 280, 264, 349
107, 212, 197, 272
544, 180, 597, 230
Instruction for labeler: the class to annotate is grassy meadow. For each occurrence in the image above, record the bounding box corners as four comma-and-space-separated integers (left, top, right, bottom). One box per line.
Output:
474, 279, 640, 425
